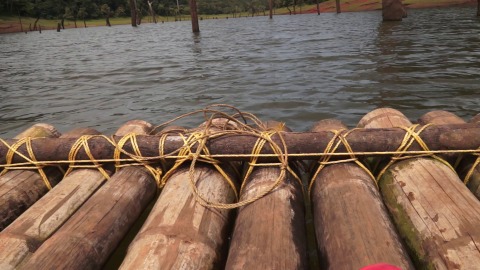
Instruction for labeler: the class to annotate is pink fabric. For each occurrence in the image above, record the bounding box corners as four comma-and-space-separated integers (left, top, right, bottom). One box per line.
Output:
360, 263, 402, 270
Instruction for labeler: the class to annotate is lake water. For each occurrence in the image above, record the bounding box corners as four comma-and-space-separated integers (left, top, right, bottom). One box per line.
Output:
1, 7, 479, 137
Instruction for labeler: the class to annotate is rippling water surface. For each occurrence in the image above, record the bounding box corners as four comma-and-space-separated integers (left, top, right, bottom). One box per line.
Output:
1, 7, 479, 136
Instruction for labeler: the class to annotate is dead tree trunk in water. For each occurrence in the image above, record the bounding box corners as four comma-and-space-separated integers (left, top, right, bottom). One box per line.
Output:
147, 0, 157, 23
33, 16, 40, 30
269, 0, 273, 19
316, 0, 320, 15
336, 0, 341, 13
106, 15, 111, 26
17, 10, 23, 32
293, 0, 296, 14
189, 0, 199, 32
129, 0, 137, 26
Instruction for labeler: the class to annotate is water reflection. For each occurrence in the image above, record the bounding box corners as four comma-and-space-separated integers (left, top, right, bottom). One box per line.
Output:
0, 7, 479, 137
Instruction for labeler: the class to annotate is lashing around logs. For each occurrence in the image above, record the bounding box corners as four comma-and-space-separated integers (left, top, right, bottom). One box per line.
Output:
0, 104, 480, 209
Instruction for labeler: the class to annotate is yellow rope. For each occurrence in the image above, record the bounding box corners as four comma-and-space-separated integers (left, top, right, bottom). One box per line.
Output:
464, 151, 480, 185
0, 137, 53, 190
114, 133, 163, 188
1, 105, 479, 209
376, 124, 457, 183
65, 135, 111, 180
309, 129, 376, 196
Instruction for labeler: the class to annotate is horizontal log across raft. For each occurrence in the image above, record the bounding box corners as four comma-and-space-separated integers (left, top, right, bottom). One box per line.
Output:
1, 123, 479, 164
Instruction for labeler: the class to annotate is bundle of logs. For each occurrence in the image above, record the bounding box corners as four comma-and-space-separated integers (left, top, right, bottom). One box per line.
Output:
0, 108, 479, 270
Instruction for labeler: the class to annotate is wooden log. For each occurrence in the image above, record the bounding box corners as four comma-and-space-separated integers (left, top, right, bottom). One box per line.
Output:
418, 111, 465, 164
418, 110, 465, 125
0, 128, 107, 270
225, 121, 307, 270
359, 108, 480, 269
418, 111, 480, 199
471, 113, 480, 123
1, 123, 480, 163
451, 113, 480, 200
19, 120, 157, 270
119, 120, 238, 269
310, 119, 413, 269
0, 124, 61, 231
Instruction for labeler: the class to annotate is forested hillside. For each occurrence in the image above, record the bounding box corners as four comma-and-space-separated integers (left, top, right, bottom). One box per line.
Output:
0, 0, 319, 21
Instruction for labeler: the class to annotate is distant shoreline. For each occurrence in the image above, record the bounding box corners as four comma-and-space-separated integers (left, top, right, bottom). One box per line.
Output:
0, 0, 477, 35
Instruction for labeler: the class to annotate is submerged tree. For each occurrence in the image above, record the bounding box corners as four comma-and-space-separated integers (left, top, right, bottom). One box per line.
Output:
100, 3, 112, 26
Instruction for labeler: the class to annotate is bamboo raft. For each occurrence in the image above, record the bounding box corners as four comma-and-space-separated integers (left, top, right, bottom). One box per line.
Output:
1, 106, 480, 270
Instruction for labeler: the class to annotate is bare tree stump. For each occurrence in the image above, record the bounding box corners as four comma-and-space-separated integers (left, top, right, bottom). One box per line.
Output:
0, 128, 107, 270
359, 108, 480, 269
382, 0, 405, 21
0, 124, 61, 231
19, 121, 157, 270
225, 121, 307, 270
310, 119, 413, 269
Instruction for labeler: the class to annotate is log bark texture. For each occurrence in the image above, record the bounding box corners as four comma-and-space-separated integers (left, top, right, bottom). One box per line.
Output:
1, 123, 480, 163
310, 119, 413, 269
471, 113, 480, 123
418, 110, 466, 164
226, 122, 306, 270
19, 120, 157, 270
119, 165, 237, 269
0, 128, 108, 270
0, 124, 61, 231
359, 108, 480, 269
120, 120, 238, 269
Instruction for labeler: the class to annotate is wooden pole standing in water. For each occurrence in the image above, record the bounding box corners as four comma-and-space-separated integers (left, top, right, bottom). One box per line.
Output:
358, 108, 480, 269
336, 0, 341, 13
225, 121, 307, 270
129, 0, 137, 26
0, 124, 62, 231
190, 0, 200, 32
19, 121, 157, 269
310, 119, 413, 269
477, 0, 480, 16
269, 0, 273, 19
120, 121, 238, 269
0, 128, 105, 270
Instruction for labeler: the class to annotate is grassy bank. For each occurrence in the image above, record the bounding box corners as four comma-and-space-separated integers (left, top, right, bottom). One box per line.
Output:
1, 0, 477, 34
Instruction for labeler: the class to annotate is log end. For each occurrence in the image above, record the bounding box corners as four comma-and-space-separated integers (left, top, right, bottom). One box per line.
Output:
115, 120, 153, 136
14, 123, 60, 139
358, 108, 412, 128
418, 111, 465, 125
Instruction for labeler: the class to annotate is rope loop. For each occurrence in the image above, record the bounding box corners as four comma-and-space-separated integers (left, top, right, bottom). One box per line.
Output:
1, 106, 480, 207
376, 124, 456, 183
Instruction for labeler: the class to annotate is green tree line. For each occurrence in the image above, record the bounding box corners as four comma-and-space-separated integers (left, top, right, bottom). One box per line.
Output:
0, 0, 319, 21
